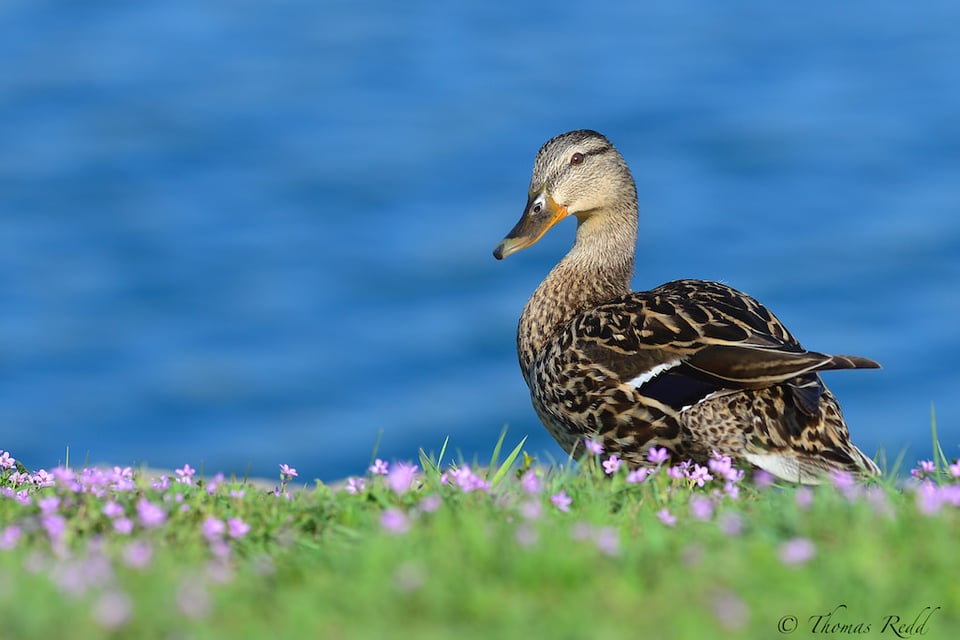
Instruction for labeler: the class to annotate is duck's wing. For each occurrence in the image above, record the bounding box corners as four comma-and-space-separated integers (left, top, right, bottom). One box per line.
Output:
570, 279, 879, 414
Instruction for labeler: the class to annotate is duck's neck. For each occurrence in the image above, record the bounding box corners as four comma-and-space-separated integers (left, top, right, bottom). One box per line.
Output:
517, 210, 637, 379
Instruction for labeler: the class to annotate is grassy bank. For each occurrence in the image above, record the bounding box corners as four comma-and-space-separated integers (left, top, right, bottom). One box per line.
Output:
1, 434, 958, 640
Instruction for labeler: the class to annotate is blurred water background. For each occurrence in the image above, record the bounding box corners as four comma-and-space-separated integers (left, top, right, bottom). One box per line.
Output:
1, 1, 958, 482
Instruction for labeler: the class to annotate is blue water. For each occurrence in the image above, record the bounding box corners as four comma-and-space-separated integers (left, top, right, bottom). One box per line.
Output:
1, 1, 958, 481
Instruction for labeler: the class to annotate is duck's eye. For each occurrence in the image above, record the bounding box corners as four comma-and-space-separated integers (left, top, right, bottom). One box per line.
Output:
570, 152, 584, 165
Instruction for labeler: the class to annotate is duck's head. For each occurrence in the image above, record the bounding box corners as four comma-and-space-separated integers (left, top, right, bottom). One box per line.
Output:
493, 129, 636, 260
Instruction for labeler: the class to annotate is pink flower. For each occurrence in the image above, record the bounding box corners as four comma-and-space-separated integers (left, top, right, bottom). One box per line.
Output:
387, 462, 419, 494
227, 518, 250, 539
448, 466, 490, 493
519, 500, 542, 521
368, 459, 389, 476
0, 525, 22, 550
380, 508, 410, 535
279, 464, 298, 479
136, 499, 166, 528
593, 527, 620, 557
344, 477, 366, 494
550, 491, 572, 512
122, 541, 153, 569
418, 494, 442, 513
41, 514, 66, 540
646, 447, 670, 465
689, 496, 714, 521
779, 537, 816, 566
0, 450, 15, 470
949, 460, 960, 478
752, 469, 775, 488
602, 455, 622, 475
520, 470, 541, 494
657, 508, 677, 527
102, 501, 124, 519
152, 475, 170, 490
113, 518, 134, 535
688, 464, 713, 487
38, 496, 60, 515
717, 512, 743, 536
202, 517, 225, 542
584, 439, 604, 456
626, 468, 649, 484
175, 464, 196, 485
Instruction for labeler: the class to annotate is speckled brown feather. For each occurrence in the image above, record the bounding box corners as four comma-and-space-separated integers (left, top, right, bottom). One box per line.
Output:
498, 130, 880, 484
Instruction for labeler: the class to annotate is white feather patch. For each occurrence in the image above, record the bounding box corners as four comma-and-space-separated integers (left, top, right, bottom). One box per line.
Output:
744, 453, 811, 484
625, 360, 681, 389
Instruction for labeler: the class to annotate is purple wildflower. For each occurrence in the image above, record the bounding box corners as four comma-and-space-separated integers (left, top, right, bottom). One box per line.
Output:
0, 525, 22, 550
0, 450, 15, 470
829, 470, 855, 492
795, 487, 814, 510
344, 477, 366, 494
779, 537, 816, 566
520, 470, 541, 494
387, 462, 419, 494
724, 482, 740, 500
42, 514, 66, 541
122, 540, 153, 569
913, 460, 936, 478
584, 438, 604, 456
368, 458, 389, 476
626, 468, 649, 484
227, 518, 250, 539
717, 512, 743, 536
448, 466, 490, 493
550, 491, 572, 512
418, 494, 442, 513
38, 496, 60, 515
92, 590, 133, 630
279, 464, 298, 479
647, 447, 670, 465
689, 496, 714, 521
519, 500, 542, 521
229, 489, 246, 499
152, 475, 170, 491
657, 508, 677, 527
915, 482, 942, 516
175, 464, 196, 485
136, 498, 166, 528
202, 517, 225, 542
709, 452, 745, 483
667, 465, 686, 480
33, 469, 55, 487
602, 455, 622, 475
593, 527, 620, 557
113, 518, 134, 535
752, 469, 775, 488
949, 460, 960, 478
380, 508, 410, 535
688, 464, 713, 487
205, 472, 224, 495
102, 501, 124, 519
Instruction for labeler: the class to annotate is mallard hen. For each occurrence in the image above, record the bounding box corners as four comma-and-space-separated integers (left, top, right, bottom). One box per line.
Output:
493, 130, 879, 484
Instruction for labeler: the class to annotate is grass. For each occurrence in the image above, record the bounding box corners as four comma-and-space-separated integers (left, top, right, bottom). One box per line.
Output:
1, 433, 959, 640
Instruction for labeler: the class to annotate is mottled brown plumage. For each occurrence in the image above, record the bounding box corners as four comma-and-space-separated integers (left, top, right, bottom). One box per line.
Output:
494, 130, 879, 484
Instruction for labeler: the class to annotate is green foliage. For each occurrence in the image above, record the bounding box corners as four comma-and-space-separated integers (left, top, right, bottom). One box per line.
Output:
0, 435, 958, 640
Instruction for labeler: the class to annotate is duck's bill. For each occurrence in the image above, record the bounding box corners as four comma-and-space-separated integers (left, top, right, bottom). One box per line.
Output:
493, 191, 568, 260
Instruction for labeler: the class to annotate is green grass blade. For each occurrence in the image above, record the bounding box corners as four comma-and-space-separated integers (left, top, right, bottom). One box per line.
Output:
487, 425, 509, 474
490, 436, 527, 488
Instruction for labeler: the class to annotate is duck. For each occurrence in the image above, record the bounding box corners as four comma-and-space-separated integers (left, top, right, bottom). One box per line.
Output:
493, 129, 880, 484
